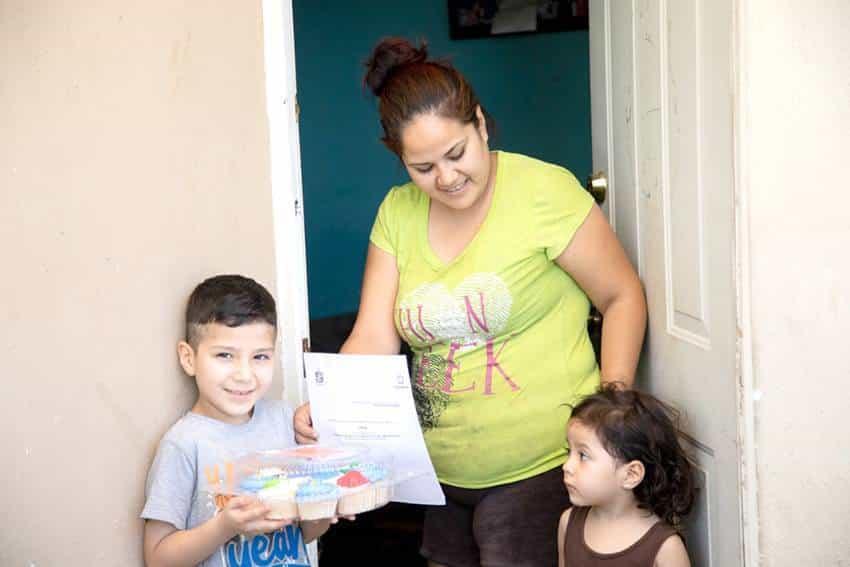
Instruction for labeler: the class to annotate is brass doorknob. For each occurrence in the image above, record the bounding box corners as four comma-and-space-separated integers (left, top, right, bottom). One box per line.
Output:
586, 171, 608, 204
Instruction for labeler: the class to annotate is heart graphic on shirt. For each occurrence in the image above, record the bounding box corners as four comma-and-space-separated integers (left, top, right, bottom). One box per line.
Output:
398, 273, 513, 347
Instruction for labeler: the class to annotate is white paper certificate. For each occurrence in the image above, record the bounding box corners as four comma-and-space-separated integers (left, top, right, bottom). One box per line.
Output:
303, 352, 445, 505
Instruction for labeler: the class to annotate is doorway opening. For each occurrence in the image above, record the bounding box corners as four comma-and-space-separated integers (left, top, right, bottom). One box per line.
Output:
292, 3, 593, 563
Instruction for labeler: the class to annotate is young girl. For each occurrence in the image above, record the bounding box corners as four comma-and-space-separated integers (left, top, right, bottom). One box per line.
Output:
558, 386, 695, 566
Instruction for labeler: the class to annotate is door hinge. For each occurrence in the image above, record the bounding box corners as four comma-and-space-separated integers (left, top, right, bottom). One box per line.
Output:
301, 337, 310, 378
295, 97, 300, 123
294, 199, 301, 216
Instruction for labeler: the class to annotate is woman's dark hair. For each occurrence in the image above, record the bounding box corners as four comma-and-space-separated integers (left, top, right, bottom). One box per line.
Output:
185, 275, 277, 347
363, 37, 493, 156
570, 385, 696, 527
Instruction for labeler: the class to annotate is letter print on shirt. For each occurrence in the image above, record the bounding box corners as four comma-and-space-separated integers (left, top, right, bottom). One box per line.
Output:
212, 495, 310, 567
398, 273, 515, 430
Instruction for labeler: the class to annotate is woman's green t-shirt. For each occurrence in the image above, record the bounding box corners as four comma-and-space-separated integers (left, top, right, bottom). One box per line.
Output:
370, 151, 600, 488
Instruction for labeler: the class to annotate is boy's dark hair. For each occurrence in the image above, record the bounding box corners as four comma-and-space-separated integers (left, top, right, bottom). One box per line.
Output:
185, 275, 277, 347
570, 385, 695, 527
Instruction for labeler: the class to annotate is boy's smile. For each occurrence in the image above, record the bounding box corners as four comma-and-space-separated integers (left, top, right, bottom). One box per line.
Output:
178, 321, 276, 425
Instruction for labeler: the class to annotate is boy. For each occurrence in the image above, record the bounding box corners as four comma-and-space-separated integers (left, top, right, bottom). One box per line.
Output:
141, 275, 329, 567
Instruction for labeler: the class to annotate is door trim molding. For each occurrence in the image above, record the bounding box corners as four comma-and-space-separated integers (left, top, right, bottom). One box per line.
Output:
732, 1, 761, 565
261, 0, 311, 409
261, 6, 319, 565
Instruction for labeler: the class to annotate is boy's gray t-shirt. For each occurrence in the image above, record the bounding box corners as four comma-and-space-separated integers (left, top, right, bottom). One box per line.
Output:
141, 399, 310, 567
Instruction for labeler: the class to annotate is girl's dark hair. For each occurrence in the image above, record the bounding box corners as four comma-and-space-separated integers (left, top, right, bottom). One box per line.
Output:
570, 385, 696, 527
363, 37, 493, 156
185, 275, 277, 347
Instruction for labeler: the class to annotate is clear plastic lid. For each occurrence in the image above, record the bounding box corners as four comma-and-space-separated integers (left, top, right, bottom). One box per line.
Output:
205, 444, 386, 496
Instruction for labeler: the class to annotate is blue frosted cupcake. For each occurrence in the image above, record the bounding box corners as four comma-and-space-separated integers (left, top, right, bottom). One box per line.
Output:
239, 467, 285, 493
295, 480, 339, 520
239, 475, 273, 493
309, 468, 342, 482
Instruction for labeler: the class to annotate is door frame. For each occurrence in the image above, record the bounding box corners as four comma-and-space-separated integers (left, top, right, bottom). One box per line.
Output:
261, 0, 311, 410
732, 1, 760, 565
261, 0, 316, 564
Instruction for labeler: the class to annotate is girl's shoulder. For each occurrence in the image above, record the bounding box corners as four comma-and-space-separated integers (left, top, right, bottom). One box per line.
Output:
558, 506, 573, 533
558, 505, 591, 536
653, 530, 689, 567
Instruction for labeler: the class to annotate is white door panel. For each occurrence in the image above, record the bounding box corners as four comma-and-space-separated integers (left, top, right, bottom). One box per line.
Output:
591, 2, 742, 565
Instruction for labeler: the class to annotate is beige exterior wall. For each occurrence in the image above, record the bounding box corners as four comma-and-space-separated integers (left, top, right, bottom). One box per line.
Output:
742, 0, 850, 564
1, 1, 278, 564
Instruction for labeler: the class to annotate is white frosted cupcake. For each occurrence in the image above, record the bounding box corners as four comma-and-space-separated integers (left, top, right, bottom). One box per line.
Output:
336, 470, 376, 515
296, 480, 339, 520
258, 477, 306, 520
361, 463, 391, 507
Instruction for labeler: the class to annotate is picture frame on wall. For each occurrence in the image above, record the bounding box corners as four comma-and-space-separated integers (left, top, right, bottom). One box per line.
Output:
448, 0, 588, 40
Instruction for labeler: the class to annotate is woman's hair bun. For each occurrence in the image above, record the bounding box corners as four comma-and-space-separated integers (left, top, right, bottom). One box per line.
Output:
363, 37, 429, 97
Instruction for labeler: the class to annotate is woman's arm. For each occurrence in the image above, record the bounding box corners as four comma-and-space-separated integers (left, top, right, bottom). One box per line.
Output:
340, 243, 403, 355
143, 497, 287, 567
556, 205, 647, 388
294, 244, 402, 443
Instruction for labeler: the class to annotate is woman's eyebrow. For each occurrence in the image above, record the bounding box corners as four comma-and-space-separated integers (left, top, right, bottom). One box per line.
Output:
407, 139, 466, 167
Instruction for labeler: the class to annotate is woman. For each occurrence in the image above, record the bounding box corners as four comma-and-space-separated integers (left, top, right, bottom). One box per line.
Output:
295, 37, 646, 567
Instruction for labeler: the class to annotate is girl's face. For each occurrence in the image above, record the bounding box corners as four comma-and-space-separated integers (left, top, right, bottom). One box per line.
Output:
562, 419, 628, 507
399, 107, 494, 213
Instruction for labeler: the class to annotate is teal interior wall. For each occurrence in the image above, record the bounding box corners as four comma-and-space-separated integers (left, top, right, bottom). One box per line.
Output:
293, 1, 591, 319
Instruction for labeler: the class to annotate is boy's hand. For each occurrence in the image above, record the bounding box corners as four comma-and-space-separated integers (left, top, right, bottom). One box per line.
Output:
294, 402, 319, 444
219, 495, 292, 538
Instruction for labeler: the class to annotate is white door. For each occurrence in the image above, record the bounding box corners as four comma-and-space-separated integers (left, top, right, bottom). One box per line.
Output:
590, 2, 742, 566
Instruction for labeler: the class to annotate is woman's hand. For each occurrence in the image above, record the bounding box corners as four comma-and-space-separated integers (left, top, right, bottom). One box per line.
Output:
294, 402, 318, 444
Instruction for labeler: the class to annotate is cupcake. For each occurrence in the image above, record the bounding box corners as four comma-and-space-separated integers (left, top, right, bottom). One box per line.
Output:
308, 468, 342, 483
257, 466, 286, 478
239, 475, 272, 494
258, 477, 306, 520
360, 463, 391, 507
239, 467, 285, 493
296, 480, 339, 520
336, 470, 376, 515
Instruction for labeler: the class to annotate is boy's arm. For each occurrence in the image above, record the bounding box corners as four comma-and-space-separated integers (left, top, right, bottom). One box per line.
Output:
143, 516, 233, 567
653, 534, 691, 567
300, 518, 332, 544
557, 508, 572, 567
144, 496, 291, 567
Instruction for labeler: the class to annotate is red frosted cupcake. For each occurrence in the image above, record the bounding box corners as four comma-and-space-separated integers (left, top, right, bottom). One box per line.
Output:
336, 470, 376, 515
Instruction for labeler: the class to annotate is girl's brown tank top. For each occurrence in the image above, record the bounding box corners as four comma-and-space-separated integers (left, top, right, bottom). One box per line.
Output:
563, 506, 681, 566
